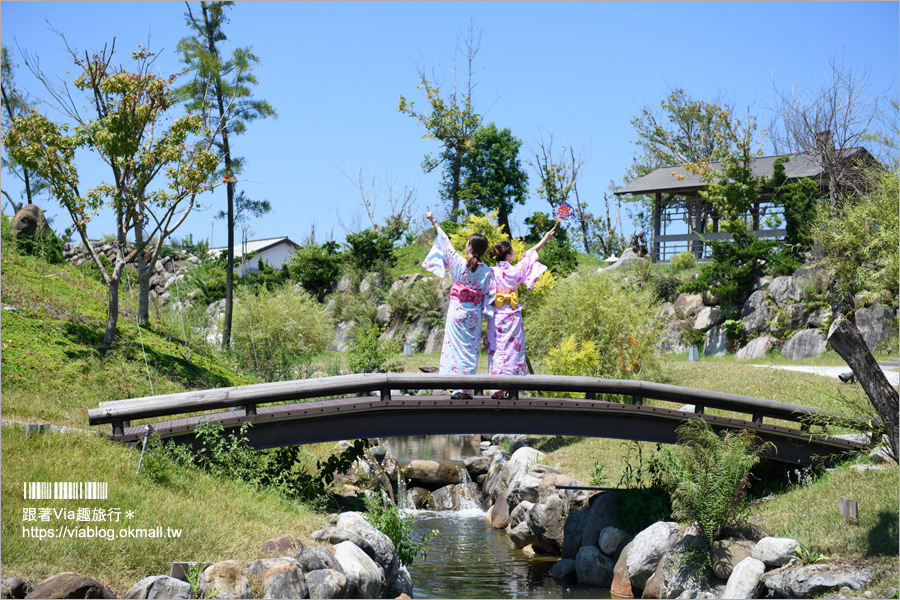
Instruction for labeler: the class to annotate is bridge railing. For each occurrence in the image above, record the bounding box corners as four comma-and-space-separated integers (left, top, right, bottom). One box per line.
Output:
88, 373, 865, 436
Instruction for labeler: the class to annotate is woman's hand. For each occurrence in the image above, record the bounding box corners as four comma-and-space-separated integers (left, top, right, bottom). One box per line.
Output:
425, 207, 438, 228
532, 223, 556, 253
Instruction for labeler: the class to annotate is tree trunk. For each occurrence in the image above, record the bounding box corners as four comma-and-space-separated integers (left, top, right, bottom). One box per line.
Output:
103, 245, 127, 348
135, 220, 150, 324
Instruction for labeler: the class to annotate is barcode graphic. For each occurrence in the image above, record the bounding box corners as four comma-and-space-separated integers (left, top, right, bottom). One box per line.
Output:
24, 482, 108, 500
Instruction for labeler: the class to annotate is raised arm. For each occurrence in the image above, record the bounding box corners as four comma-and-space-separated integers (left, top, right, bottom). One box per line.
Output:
530, 223, 557, 254
425, 207, 440, 232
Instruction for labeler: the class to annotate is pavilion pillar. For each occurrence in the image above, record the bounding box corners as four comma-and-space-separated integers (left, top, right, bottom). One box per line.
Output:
652, 193, 661, 262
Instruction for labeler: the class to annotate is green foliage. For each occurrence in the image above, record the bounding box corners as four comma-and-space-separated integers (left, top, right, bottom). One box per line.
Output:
448, 210, 524, 264
230, 284, 334, 381
363, 493, 438, 566
649, 272, 683, 304
386, 278, 443, 326
529, 271, 662, 379
184, 255, 227, 304
347, 322, 401, 374
287, 242, 343, 301
614, 442, 673, 533
682, 327, 706, 348
670, 251, 696, 270
771, 156, 819, 256
344, 228, 398, 272
240, 259, 290, 292
534, 237, 578, 279
655, 418, 774, 550
542, 335, 601, 397
589, 460, 607, 487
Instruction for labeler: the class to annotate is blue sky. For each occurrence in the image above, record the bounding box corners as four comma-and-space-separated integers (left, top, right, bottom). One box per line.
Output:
2, 1, 897, 250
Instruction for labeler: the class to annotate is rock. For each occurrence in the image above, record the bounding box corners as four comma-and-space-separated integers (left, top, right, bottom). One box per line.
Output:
507, 501, 536, 548
198, 561, 253, 599
808, 307, 832, 329
122, 576, 192, 599
333, 541, 384, 600
702, 290, 719, 306
255, 565, 308, 600
722, 557, 765, 599
752, 536, 800, 567
711, 539, 755, 580
336, 512, 399, 588
297, 546, 344, 574
599, 526, 631, 558
385, 566, 412, 600
25, 573, 116, 599
674, 293, 704, 319
260, 535, 304, 556
431, 482, 479, 511
481, 449, 509, 503
502, 447, 546, 494
331, 320, 356, 352
656, 321, 690, 355
244, 556, 302, 577
740, 290, 772, 334
507, 468, 544, 506
600, 248, 650, 272
334, 276, 351, 293
375, 304, 392, 326
641, 559, 665, 599
735, 334, 774, 360
855, 303, 897, 352
405, 486, 434, 510
403, 460, 461, 488
703, 325, 728, 357
610, 542, 633, 598
575, 545, 616, 587
561, 506, 590, 559
12, 204, 51, 241
1, 577, 27, 600
423, 325, 443, 354
769, 276, 802, 307
656, 302, 677, 321
659, 530, 712, 599
463, 456, 490, 479
305, 569, 348, 600
625, 521, 681, 590
763, 564, 874, 598
527, 492, 568, 555
404, 316, 431, 351
491, 490, 511, 529
782, 329, 827, 360
690, 306, 723, 332
549, 558, 577, 580
580, 492, 619, 550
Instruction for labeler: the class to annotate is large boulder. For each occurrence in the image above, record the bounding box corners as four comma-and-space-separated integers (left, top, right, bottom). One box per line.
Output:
752, 536, 799, 567
336, 512, 399, 589
463, 455, 490, 480
674, 293, 704, 319
431, 482, 479, 511
1, 577, 27, 600
610, 542, 633, 598
781, 329, 827, 360
297, 546, 344, 574
735, 334, 774, 360
579, 492, 619, 550
598, 526, 630, 558
574, 545, 616, 587
548, 558, 577, 580
403, 460, 461, 489
256, 565, 308, 600
656, 321, 689, 355
561, 506, 590, 559
333, 541, 384, 600
763, 564, 874, 598
123, 576, 192, 600
690, 306, 723, 332
507, 501, 536, 548
703, 324, 728, 357
260, 535, 304, 556
527, 492, 568, 555
385, 566, 412, 600
25, 574, 115, 600
12, 204, 51, 241
625, 521, 681, 590
305, 569, 348, 600
503, 447, 546, 495
331, 321, 356, 352
600, 248, 649, 272
740, 290, 772, 334
658, 528, 715, 599
490, 490, 511, 529
711, 538, 755, 580
198, 561, 253, 599
722, 557, 765, 599
855, 303, 897, 352
769, 276, 802, 307
481, 449, 509, 503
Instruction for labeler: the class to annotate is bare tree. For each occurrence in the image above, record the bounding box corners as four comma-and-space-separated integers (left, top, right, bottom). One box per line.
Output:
336, 162, 419, 237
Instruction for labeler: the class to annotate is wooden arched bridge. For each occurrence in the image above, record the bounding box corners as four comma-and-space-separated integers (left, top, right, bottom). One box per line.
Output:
88, 373, 872, 466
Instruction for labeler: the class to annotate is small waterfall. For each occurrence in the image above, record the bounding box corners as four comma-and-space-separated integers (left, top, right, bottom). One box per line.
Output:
456, 464, 481, 511
397, 470, 415, 511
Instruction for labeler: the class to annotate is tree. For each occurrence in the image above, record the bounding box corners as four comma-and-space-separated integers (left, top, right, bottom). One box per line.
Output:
1, 46, 48, 211
459, 122, 528, 236
177, 0, 277, 348
397, 23, 483, 221
4, 39, 218, 347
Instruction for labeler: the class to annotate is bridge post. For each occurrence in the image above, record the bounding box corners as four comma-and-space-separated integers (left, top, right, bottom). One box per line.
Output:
585, 392, 596, 400
632, 395, 643, 406
752, 411, 763, 424
509, 388, 519, 401
245, 404, 257, 416
694, 404, 705, 414
112, 421, 125, 437
381, 388, 391, 402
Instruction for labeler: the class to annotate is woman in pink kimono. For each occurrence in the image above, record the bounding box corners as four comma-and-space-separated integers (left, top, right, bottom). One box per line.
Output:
485, 226, 556, 398
422, 209, 495, 399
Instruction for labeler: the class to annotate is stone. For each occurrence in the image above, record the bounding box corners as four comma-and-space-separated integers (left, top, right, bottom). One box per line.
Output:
527, 492, 568, 555
404, 316, 431, 350
575, 545, 616, 587
336, 511, 399, 588
507, 469, 544, 506
711, 539, 755, 580
244, 556, 302, 577
405, 486, 434, 510
752, 536, 800, 567
769, 276, 802, 307
782, 329, 827, 360
855, 303, 897, 352
625, 521, 681, 590
610, 542, 633, 598
260, 535, 304, 556
502, 447, 547, 495
491, 490, 511, 529
674, 293, 704, 319
561, 506, 590, 559
600, 248, 650, 272
481, 449, 509, 503
463, 455, 490, 479
549, 558, 577, 580
198, 561, 253, 599
690, 306, 723, 332
641, 559, 664, 599
735, 334, 774, 360
508, 519, 536, 549
656, 302, 676, 321
659, 532, 712, 599
423, 325, 444, 354
702, 290, 719, 306
599, 526, 630, 558
580, 492, 619, 550
13, 204, 51, 241
431, 482, 479, 511
763, 564, 874, 598
703, 324, 728, 357
331, 320, 356, 352
722, 557, 765, 599
808, 307, 832, 329
25, 573, 116, 599
305, 569, 348, 600
122, 576, 193, 599
403, 460, 461, 488
332, 541, 384, 600
656, 321, 690, 355
297, 545, 344, 574
1, 577, 27, 600
375, 303, 392, 326
740, 290, 772, 334
385, 566, 412, 600
256, 565, 307, 600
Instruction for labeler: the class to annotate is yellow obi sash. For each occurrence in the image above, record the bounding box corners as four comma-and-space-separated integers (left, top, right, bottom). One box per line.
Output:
494, 291, 519, 309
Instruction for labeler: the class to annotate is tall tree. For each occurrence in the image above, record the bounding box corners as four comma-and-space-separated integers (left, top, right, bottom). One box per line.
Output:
459, 122, 528, 236
0, 46, 48, 211
4, 39, 218, 347
177, 0, 277, 349
397, 23, 483, 222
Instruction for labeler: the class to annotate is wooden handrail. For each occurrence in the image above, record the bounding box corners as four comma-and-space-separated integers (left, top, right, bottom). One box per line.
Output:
88, 373, 868, 429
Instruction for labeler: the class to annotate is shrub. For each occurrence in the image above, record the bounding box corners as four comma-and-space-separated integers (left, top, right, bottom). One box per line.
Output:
614, 442, 673, 533
363, 493, 437, 566
670, 251, 696, 270
346, 322, 401, 374
230, 284, 333, 381
184, 255, 227, 304
345, 228, 397, 271
386, 278, 443, 326
287, 243, 343, 300
534, 236, 578, 279
528, 271, 662, 379
542, 335, 601, 398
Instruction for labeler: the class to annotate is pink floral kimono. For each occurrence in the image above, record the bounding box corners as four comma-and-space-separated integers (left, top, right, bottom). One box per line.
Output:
485, 248, 547, 378
422, 228, 495, 396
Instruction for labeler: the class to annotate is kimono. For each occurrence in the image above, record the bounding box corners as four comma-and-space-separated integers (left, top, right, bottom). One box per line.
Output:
422, 228, 495, 395
485, 248, 547, 377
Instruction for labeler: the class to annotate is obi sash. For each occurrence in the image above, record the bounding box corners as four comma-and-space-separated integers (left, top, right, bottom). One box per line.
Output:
450, 283, 483, 304
493, 291, 519, 309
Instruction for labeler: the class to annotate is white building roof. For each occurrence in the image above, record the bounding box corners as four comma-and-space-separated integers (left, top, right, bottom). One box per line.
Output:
208, 236, 299, 259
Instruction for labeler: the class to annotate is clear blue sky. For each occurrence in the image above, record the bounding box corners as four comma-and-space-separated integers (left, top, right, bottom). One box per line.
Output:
2, 1, 897, 250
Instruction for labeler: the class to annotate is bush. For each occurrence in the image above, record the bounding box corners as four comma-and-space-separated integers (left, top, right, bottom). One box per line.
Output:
386, 278, 443, 326
230, 284, 333, 381
534, 236, 578, 279
345, 228, 397, 271
542, 335, 601, 398
363, 493, 437, 566
287, 243, 343, 300
347, 322, 401, 374
670, 251, 696, 270
184, 255, 227, 304
528, 271, 662, 379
